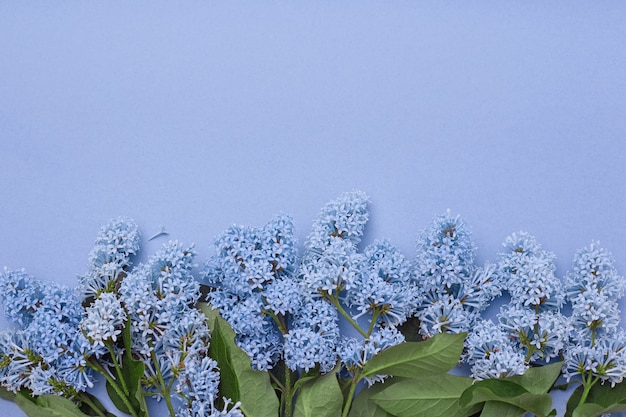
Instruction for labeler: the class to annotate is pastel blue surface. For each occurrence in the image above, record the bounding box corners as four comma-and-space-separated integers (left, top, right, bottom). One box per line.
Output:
2, 3, 626, 416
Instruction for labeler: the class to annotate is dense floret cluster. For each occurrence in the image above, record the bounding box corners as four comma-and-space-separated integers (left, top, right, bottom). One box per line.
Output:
414, 211, 500, 338
562, 242, 626, 387
0, 270, 95, 396
0, 218, 241, 417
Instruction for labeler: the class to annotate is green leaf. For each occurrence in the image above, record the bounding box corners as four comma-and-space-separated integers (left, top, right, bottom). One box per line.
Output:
372, 374, 474, 417
0, 385, 16, 401
339, 376, 354, 404
573, 402, 626, 417
479, 400, 526, 417
200, 302, 279, 417
122, 318, 148, 417
121, 348, 147, 416
362, 333, 466, 378
586, 378, 626, 406
565, 385, 584, 417
482, 363, 561, 417
459, 379, 553, 417
293, 370, 343, 417
571, 379, 626, 417
292, 373, 320, 394
105, 380, 131, 415
507, 362, 563, 395
103, 318, 147, 417
15, 393, 94, 417
77, 392, 117, 417
348, 380, 397, 417
476, 364, 563, 417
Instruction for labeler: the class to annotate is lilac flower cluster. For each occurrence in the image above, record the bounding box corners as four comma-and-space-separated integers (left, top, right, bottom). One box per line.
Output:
563, 242, 626, 387
0, 269, 95, 397
117, 240, 215, 411
203, 191, 418, 383
79, 217, 140, 298
203, 213, 340, 373
498, 232, 565, 311
465, 319, 527, 380
1, 218, 241, 417
299, 191, 417, 379
466, 232, 569, 380
414, 211, 499, 338
300, 190, 370, 298
497, 233, 569, 362
339, 326, 405, 385
5, 192, 626, 417
81, 292, 126, 350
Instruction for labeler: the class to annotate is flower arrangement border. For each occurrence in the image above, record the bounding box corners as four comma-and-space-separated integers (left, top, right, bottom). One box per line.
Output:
1, 190, 625, 417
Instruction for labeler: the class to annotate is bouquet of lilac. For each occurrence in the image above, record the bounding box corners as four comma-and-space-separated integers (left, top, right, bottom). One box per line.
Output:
2, 191, 626, 417
0, 219, 244, 417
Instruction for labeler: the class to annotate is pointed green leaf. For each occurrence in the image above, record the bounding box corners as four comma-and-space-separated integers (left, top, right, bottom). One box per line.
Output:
372, 374, 474, 417
476, 364, 563, 417
573, 402, 626, 417
459, 379, 552, 417
204, 311, 239, 399
348, 380, 397, 417
506, 362, 563, 395
293, 370, 343, 417
101, 318, 147, 417
105, 380, 130, 415
14, 393, 42, 417
77, 392, 117, 417
292, 372, 320, 394
200, 302, 279, 417
122, 317, 147, 417
586, 378, 626, 406
571, 380, 626, 417
479, 400, 526, 417
362, 333, 466, 378
565, 385, 584, 417
15, 393, 94, 417
0, 385, 16, 401
121, 349, 147, 417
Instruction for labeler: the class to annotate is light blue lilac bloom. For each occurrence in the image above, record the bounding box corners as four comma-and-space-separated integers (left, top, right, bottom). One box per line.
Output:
1, 218, 238, 415
0, 271, 97, 396
118, 240, 204, 395
415, 211, 499, 338
300, 191, 370, 298
175, 355, 244, 417
465, 319, 528, 380
81, 292, 126, 349
491, 232, 570, 367
0, 268, 45, 327
79, 217, 140, 299
348, 239, 420, 326
203, 215, 315, 371
300, 191, 416, 375
498, 305, 569, 364
300, 237, 365, 297
339, 326, 405, 385
305, 190, 369, 251
286, 297, 339, 373
204, 214, 297, 297
497, 232, 564, 311
563, 242, 626, 386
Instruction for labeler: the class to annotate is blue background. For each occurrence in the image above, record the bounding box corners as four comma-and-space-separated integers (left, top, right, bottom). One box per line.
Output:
1, 2, 626, 416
